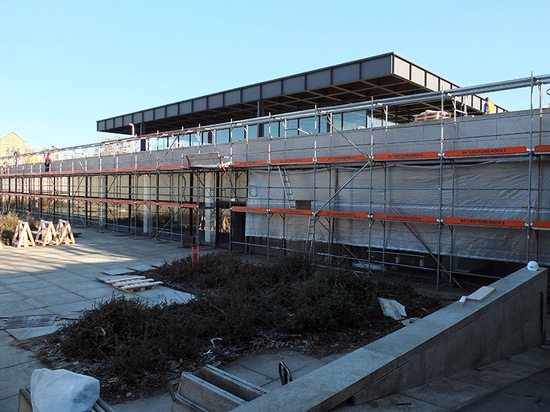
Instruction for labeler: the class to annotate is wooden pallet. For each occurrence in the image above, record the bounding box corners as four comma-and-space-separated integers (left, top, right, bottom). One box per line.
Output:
96, 275, 163, 293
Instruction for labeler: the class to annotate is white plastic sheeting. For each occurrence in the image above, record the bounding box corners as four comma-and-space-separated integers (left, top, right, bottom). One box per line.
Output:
244, 159, 548, 264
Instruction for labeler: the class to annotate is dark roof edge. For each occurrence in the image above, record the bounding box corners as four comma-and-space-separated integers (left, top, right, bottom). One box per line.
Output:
98, 52, 408, 123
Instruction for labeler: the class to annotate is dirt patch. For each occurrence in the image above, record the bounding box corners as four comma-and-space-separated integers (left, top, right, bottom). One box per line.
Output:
30, 252, 454, 402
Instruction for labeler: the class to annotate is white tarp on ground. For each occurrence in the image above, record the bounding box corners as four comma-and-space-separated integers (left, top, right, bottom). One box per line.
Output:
244, 159, 548, 264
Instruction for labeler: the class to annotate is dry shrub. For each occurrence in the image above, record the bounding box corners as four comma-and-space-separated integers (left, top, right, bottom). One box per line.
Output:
0, 212, 21, 245
38, 252, 441, 400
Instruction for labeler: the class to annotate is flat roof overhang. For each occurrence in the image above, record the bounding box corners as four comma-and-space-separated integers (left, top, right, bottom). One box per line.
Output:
97, 52, 480, 136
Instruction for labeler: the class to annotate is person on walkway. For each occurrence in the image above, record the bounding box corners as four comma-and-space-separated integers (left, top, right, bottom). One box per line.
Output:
14, 148, 20, 165
44, 153, 52, 172
483, 97, 495, 114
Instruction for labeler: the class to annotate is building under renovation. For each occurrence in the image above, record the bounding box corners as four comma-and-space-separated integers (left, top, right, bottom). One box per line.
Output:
1, 52, 549, 286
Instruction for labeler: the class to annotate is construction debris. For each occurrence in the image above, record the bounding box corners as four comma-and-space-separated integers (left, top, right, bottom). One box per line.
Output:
413, 110, 451, 122
378, 297, 407, 321
466, 286, 496, 302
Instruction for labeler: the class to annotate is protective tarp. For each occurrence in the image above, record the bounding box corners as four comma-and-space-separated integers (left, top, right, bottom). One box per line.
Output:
244, 159, 548, 264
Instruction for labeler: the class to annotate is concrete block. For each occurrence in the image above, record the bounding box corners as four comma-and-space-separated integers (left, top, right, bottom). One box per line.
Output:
200, 365, 267, 401
175, 373, 246, 412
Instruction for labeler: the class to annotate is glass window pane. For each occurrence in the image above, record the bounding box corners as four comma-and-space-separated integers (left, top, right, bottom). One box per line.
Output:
248, 124, 258, 139
216, 129, 229, 144
298, 116, 316, 135
343, 110, 366, 130
267, 121, 280, 137
231, 127, 245, 142
284, 119, 298, 137
331, 113, 343, 131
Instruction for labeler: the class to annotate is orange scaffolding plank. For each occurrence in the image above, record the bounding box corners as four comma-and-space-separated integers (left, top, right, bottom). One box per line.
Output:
445, 146, 527, 158
532, 220, 550, 229
316, 154, 369, 164
271, 157, 314, 165
157, 201, 197, 208
269, 207, 312, 216
158, 165, 185, 171
231, 159, 269, 167
444, 217, 526, 227
231, 206, 268, 213
317, 210, 370, 219
373, 151, 439, 161
534, 145, 550, 153
113, 199, 135, 205
372, 213, 438, 223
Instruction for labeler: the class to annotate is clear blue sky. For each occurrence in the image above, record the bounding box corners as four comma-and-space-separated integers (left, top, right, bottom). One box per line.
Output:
1, 0, 548, 150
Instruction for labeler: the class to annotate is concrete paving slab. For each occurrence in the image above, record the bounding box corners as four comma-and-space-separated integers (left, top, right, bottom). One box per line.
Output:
0, 297, 45, 316
401, 377, 491, 409
509, 346, 550, 368
5, 279, 54, 292
0, 290, 27, 303
0, 351, 43, 412
455, 367, 550, 412
23, 288, 89, 307
0, 274, 39, 285
40, 269, 94, 282
335, 393, 447, 411
101, 268, 135, 276
6, 323, 61, 340
221, 363, 276, 388
111, 392, 173, 411
127, 263, 156, 272
450, 357, 548, 390
0, 332, 36, 369
59, 276, 109, 290
224, 348, 313, 381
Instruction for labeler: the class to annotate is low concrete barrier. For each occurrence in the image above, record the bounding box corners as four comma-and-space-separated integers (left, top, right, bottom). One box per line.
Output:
171, 364, 268, 412
235, 266, 547, 411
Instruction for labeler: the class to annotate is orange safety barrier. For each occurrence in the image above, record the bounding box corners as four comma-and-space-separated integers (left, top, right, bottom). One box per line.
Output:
534, 145, 550, 153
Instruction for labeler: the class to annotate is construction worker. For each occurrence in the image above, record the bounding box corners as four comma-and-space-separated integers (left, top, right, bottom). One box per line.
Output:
483, 97, 495, 114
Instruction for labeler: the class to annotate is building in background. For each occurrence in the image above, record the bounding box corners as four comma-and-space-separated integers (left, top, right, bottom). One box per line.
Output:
1, 53, 549, 286
0, 132, 29, 162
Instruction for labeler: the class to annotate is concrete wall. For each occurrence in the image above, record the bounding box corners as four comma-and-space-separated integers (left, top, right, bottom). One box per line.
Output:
234, 267, 548, 411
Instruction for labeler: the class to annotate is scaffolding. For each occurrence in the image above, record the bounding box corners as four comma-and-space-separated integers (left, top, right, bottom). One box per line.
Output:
1, 75, 550, 285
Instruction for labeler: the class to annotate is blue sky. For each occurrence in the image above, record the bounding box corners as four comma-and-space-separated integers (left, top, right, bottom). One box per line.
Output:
1, 0, 548, 150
